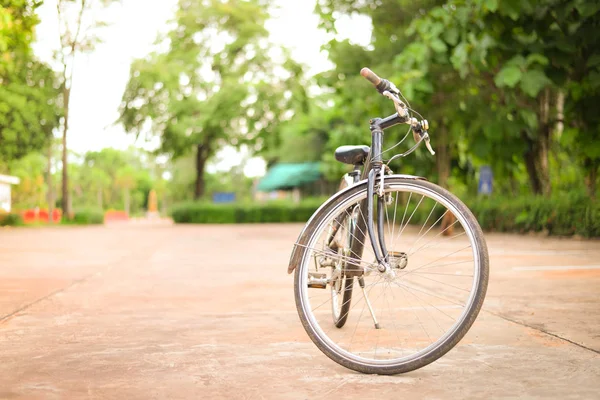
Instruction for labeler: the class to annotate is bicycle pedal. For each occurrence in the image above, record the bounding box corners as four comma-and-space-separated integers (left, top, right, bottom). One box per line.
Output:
307, 272, 328, 289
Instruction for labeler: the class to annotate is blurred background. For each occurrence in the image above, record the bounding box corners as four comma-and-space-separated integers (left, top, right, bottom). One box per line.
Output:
0, 0, 598, 235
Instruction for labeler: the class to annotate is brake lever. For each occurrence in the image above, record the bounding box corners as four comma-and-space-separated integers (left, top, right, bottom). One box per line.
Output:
382, 91, 408, 118
420, 120, 435, 156
409, 117, 436, 156
383, 89, 436, 157
423, 133, 436, 156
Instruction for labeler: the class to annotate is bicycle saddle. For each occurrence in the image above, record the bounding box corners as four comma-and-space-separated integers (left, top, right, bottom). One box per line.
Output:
334, 145, 370, 165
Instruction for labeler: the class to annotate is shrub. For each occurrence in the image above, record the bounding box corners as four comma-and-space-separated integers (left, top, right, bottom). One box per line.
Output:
467, 194, 600, 238
170, 195, 600, 238
170, 200, 323, 224
0, 213, 24, 226
63, 208, 105, 225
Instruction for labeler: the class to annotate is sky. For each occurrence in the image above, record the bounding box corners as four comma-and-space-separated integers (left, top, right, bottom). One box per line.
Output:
33, 0, 372, 177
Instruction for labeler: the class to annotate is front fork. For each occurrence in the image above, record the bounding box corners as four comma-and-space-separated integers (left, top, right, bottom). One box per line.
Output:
367, 124, 391, 273
344, 126, 391, 277
367, 168, 390, 272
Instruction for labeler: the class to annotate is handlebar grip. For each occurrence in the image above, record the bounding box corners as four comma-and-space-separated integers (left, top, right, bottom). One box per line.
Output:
360, 67, 381, 86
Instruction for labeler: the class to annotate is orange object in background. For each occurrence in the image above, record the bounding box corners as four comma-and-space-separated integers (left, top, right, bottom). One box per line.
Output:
21, 209, 62, 224
104, 210, 129, 222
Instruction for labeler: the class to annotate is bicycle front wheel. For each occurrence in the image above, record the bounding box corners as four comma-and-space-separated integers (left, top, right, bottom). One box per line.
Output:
293, 177, 489, 374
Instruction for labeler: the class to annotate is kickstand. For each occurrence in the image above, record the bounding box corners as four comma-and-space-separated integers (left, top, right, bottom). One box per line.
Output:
359, 276, 380, 329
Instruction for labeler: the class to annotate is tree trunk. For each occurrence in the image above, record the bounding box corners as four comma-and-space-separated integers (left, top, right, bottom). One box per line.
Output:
523, 89, 552, 196
436, 125, 450, 189
555, 90, 564, 137
195, 143, 209, 200
68, 186, 73, 216
61, 86, 71, 216
523, 138, 542, 194
161, 197, 167, 216
124, 188, 130, 215
522, 132, 550, 195
584, 158, 598, 200
47, 143, 54, 224
588, 167, 598, 201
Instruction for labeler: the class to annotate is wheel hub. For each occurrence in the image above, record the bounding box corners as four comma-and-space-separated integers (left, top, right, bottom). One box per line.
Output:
389, 251, 408, 270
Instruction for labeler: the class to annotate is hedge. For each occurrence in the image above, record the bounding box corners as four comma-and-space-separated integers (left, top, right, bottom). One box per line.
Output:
62, 208, 105, 225
171, 195, 599, 238
171, 201, 323, 224
0, 213, 24, 226
468, 195, 600, 238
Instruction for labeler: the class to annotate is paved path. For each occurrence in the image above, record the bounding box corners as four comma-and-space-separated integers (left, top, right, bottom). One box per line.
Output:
0, 224, 598, 399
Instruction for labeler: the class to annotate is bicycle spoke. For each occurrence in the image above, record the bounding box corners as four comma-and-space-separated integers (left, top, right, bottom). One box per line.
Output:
396, 194, 425, 243
408, 208, 448, 254
411, 271, 473, 277
405, 272, 471, 293
392, 281, 459, 323
399, 245, 472, 277
409, 228, 465, 258
407, 201, 438, 254
390, 192, 399, 252
392, 280, 466, 308
396, 279, 432, 343
400, 280, 446, 335
394, 192, 412, 246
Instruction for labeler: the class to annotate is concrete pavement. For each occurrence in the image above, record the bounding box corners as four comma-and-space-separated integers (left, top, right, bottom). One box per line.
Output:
0, 223, 598, 399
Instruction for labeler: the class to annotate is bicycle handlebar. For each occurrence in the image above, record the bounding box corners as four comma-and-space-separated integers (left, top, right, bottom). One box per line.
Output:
360, 67, 398, 94
360, 67, 381, 86
360, 67, 436, 156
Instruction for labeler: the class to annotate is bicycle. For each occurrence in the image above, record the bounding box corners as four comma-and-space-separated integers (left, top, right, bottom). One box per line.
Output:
288, 68, 489, 375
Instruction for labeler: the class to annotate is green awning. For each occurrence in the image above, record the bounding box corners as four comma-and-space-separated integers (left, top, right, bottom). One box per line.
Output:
256, 162, 321, 192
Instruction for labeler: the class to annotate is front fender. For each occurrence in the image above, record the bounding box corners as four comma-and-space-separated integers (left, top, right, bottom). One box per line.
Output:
287, 174, 425, 274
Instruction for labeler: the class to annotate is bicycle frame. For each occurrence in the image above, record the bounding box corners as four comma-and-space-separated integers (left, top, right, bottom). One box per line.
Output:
287, 113, 425, 276
345, 113, 407, 276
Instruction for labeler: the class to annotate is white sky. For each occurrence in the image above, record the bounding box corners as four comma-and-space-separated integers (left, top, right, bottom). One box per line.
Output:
33, 0, 371, 177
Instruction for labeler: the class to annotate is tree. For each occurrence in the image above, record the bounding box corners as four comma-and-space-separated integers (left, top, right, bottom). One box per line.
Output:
551, 2, 600, 199
81, 167, 110, 209
0, 0, 61, 164
119, 0, 306, 199
313, 0, 600, 198
152, 178, 169, 215
54, 0, 118, 216
115, 166, 136, 215
0, 0, 39, 73
82, 147, 146, 209
396, 0, 600, 196
308, 1, 447, 184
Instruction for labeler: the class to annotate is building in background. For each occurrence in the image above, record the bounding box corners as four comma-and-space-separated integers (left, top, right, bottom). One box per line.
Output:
0, 175, 20, 212
255, 163, 333, 202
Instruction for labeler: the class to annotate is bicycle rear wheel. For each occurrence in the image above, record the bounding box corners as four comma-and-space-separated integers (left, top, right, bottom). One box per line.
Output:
293, 177, 489, 374
324, 176, 356, 328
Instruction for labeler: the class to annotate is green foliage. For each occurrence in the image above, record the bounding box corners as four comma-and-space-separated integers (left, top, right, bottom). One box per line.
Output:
119, 0, 308, 199
469, 194, 600, 238
0, 1, 61, 162
72, 147, 164, 213
54, 0, 120, 214
0, 213, 24, 226
63, 208, 104, 225
5, 147, 170, 215
7, 152, 47, 209
170, 200, 324, 224
305, 0, 600, 200
0, 0, 40, 72
169, 193, 599, 238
